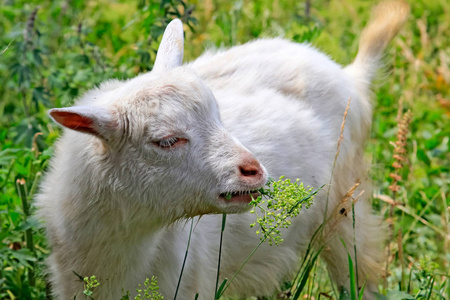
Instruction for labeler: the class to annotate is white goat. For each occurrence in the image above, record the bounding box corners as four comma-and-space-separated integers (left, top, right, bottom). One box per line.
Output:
36, 1, 409, 299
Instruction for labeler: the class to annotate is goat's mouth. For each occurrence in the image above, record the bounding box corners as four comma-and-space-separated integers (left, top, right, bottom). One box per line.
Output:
219, 190, 261, 204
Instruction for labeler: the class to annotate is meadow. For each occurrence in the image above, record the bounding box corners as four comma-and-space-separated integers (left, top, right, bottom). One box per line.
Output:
0, 0, 448, 299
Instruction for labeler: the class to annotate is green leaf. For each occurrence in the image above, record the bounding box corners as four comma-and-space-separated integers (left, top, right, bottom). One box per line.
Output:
10, 248, 37, 267
32, 49, 43, 67
416, 149, 431, 165
32, 87, 51, 107
75, 54, 90, 65
215, 279, 227, 299
14, 218, 39, 232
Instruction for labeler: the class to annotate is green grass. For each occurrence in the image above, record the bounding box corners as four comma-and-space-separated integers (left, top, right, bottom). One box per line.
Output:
0, 0, 448, 299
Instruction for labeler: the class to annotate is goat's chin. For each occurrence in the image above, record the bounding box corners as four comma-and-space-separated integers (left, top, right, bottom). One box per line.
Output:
217, 202, 253, 214
218, 191, 260, 204
215, 192, 260, 213
181, 195, 255, 218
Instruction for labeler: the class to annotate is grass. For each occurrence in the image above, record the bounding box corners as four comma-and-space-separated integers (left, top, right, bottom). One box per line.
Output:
0, 0, 448, 299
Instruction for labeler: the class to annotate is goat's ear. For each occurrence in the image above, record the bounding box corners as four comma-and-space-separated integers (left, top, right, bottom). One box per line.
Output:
49, 106, 116, 139
153, 19, 184, 72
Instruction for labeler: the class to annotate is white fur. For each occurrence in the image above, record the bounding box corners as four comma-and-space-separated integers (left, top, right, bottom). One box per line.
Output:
37, 4, 408, 298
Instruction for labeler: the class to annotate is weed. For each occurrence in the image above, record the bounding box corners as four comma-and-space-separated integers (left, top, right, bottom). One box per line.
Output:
83, 276, 100, 299
250, 176, 315, 245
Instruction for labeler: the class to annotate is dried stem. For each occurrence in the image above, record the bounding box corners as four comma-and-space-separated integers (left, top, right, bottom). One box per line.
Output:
324, 98, 352, 226
384, 101, 412, 289
397, 229, 405, 289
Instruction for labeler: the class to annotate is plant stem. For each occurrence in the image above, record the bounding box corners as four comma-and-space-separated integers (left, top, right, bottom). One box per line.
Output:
214, 214, 227, 299
385, 190, 396, 290
305, 0, 311, 19
426, 276, 434, 300
173, 218, 194, 300
218, 236, 266, 298
307, 260, 317, 299
16, 178, 35, 286
29, 172, 41, 201
0, 158, 15, 190
352, 200, 359, 296
398, 229, 405, 290
292, 247, 323, 299
21, 89, 30, 118
349, 253, 357, 300
407, 266, 413, 294
323, 98, 351, 238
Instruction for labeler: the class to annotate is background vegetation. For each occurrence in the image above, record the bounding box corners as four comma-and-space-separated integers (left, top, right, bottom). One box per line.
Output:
0, 0, 448, 299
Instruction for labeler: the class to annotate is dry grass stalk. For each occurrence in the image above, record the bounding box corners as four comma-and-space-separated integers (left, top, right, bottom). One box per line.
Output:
322, 182, 364, 243
417, 18, 429, 50
0, 39, 14, 56
32, 132, 43, 158
389, 106, 412, 194
334, 98, 352, 164
324, 98, 352, 224
397, 229, 405, 289
374, 193, 403, 207
375, 193, 445, 237
385, 101, 412, 287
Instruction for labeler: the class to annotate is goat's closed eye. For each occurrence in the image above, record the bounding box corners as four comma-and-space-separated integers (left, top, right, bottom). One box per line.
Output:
153, 136, 188, 149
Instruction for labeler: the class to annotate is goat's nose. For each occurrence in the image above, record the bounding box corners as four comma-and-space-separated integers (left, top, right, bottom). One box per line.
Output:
238, 156, 264, 182
239, 163, 259, 177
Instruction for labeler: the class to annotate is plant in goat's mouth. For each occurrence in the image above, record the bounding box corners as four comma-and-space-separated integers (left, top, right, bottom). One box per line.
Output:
250, 176, 316, 246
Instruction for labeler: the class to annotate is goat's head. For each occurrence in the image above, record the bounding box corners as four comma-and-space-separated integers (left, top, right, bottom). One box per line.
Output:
49, 19, 268, 221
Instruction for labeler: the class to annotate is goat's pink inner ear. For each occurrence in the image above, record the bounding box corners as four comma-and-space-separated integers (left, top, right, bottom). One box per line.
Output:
50, 111, 98, 135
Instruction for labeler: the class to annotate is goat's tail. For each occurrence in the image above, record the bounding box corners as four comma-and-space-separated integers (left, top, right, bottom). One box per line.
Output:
347, 1, 409, 83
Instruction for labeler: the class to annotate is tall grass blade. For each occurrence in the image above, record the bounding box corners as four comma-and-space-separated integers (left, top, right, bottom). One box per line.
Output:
174, 218, 194, 300
348, 253, 357, 300
216, 279, 227, 299
352, 200, 359, 297
214, 214, 227, 299
217, 238, 265, 298
292, 247, 323, 300
0, 158, 15, 190
358, 281, 366, 300
295, 222, 325, 280
407, 266, 413, 294
426, 276, 435, 300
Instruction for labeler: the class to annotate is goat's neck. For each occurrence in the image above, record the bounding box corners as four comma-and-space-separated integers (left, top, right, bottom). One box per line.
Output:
55, 135, 166, 249
57, 164, 164, 297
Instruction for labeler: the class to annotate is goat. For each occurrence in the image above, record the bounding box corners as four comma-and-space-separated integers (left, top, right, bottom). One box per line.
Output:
36, 1, 409, 299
